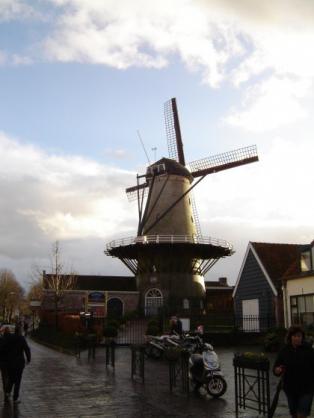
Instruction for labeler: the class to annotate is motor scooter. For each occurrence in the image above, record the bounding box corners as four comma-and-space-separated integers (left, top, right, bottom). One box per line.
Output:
189, 343, 227, 397
145, 334, 180, 359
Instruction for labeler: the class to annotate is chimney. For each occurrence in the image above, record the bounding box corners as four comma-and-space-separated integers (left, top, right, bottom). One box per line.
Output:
219, 277, 227, 286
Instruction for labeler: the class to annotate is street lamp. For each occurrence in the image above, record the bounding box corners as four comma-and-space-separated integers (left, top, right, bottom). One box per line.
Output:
30, 300, 42, 331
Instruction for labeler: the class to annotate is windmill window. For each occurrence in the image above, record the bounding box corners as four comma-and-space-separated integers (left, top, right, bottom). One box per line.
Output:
183, 298, 189, 309
188, 198, 191, 205
145, 288, 163, 316
148, 164, 166, 176
191, 216, 194, 223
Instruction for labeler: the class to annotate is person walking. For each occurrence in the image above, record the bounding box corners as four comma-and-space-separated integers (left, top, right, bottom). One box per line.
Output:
0, 327, 11, 399
23, 321, 29, 337
273, 325, 314, 418
4, 326, 31, 404
169, 315, 183, 336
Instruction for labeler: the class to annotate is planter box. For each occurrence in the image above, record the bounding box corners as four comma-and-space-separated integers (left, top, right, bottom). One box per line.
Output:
233, 354, 269, 371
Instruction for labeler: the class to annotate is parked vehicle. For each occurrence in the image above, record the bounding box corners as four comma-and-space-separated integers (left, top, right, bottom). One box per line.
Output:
145, 334, 180, 359
179, 333, 203, 354
0, 324, 16, 335
145, 332, 204, 359
189, 343, 227, 398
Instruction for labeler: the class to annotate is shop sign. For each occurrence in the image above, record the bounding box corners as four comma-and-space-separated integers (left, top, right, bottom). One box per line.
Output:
88, 292, 105, 303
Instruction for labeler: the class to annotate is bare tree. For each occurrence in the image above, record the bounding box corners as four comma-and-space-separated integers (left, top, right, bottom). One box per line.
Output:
0, 269, 24, 323
43, 241, 77, 329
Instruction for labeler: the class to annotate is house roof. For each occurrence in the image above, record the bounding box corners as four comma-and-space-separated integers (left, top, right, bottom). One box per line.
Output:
233, 241, 306, 298
44, 274, 137, 292
251, 242, 302, 285
205, 281, 233, 289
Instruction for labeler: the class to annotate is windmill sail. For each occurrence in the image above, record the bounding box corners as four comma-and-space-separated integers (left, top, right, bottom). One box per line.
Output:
126, 182, 148, 202
189, 145, 258, 178
164, 98, 186, 165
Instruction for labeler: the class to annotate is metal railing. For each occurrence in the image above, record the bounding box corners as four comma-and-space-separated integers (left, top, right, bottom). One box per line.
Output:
235, 315, 276, 333
234, 353, 270, 417
105, 234, 233, 252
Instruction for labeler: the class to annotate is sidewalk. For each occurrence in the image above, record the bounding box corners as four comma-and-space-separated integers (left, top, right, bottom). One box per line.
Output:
0, 340, 294, 418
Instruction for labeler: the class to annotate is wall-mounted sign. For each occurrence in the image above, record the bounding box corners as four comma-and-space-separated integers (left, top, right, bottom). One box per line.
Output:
88, 292, 105, 303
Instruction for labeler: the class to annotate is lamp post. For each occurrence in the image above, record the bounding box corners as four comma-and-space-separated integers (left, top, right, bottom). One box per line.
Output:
30, 300, 41, 331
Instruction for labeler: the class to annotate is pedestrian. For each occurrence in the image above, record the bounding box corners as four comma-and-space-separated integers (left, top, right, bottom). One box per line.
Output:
4, 326, 31, 404
0, 327, 11, 398
273, 325, 314, 418
170, 315, 183, 336
23, 321, 29, 337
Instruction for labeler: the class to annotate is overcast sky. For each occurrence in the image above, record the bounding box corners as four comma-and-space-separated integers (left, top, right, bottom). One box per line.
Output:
1, 0, 314, 289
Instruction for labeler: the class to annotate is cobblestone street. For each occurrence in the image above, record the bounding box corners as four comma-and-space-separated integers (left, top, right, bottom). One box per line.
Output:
0, 340, 305, 418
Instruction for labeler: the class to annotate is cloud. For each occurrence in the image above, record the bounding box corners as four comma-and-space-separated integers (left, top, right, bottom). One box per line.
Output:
42, 0, 244, 86
39, 0, 314, 128
0, 0, 41, 21
194, 134, 314, 282
196, 135, 314, 240
3, 1, 314, 91
104, 148, 130, 160
225, 76, 311, 132
0, 132, 138, 284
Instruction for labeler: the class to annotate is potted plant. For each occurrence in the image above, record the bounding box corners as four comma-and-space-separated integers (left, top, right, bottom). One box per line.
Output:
233, 352, 269, 370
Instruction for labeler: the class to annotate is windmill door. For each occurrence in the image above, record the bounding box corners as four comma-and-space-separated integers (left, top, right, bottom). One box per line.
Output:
242, 299, 259, 332
145, 288, 163, 316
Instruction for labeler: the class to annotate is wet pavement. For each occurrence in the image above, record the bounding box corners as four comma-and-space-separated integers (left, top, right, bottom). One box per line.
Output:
0, 340, 310, 418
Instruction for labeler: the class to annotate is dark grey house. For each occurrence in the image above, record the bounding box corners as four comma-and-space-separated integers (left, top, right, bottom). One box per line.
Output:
233, 242, 301, 332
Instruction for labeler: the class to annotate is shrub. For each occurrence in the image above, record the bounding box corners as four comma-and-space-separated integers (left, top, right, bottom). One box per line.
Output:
103, 326, 118, 338
234, 352, 269, 370
106, 319, 120, 330
145, 324, 160, 336
303, 324, 314, 346
32, 324, 77, 351
122, 311, 139, 322
263, 327, 286, 352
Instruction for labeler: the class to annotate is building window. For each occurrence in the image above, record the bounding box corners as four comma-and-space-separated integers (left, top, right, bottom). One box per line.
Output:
290, 294, 314, 325
145, 288, 163, 316
301, 251, 311, 272
183, 298, 189, 309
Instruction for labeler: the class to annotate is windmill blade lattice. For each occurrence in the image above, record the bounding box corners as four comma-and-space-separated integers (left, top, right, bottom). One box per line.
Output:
164, 98, 185, 165
164, 99, 179, 162
126, 182, 148, 202
189, 145, 258, 177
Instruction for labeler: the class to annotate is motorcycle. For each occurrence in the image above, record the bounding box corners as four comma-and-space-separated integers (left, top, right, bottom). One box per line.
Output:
189, 343, 227, 398
145, 334, 180, 359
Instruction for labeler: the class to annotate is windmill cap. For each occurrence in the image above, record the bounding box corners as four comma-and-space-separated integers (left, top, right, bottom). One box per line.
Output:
147, 157, 193, 181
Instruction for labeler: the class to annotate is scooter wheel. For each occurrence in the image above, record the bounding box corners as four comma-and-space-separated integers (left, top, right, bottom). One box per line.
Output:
206, 376, 227, 398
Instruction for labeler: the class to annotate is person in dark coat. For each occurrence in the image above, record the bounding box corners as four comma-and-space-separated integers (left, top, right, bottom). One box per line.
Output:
273, 326, 314, 418
23, 322, 29, 337
0, 327, 11, 397
169, 316, 183, 336
4, 326, 31, 403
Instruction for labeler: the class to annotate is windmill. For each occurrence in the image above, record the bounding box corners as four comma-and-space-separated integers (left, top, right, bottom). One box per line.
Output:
105, 98, 258, 317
